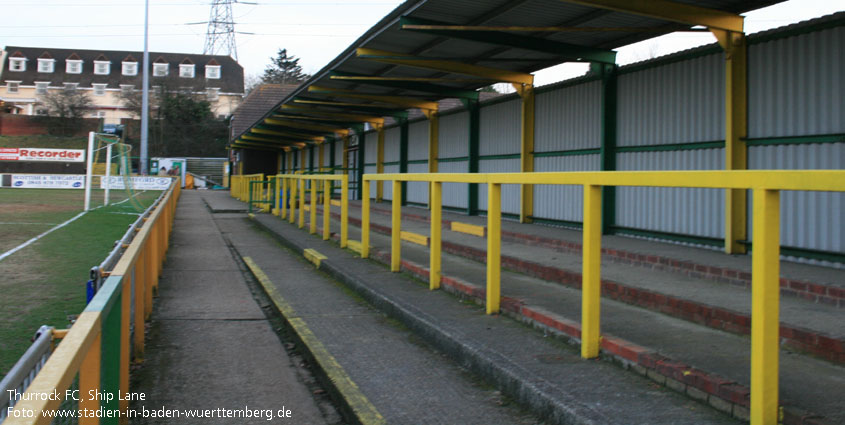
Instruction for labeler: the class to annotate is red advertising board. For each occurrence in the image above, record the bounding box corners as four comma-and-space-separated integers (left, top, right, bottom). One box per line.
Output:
0, 147, 85, 162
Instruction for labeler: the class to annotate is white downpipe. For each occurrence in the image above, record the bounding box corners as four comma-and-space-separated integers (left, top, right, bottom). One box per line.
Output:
104, 143, 112, 206
84, 132, 94, 211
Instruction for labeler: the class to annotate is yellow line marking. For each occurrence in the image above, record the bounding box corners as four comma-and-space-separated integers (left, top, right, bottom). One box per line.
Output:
331, 199, 342, 207
450, 221, 486, 237
400, 230, 429, 246
303, 248, 328, 267
346, 240, 372, 256
242, 257, 385, 425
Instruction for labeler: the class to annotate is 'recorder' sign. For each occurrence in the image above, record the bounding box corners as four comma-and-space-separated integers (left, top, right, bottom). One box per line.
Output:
0, 147, 85, 162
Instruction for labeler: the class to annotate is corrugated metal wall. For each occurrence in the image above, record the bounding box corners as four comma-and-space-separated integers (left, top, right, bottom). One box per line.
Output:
383, 127, 401, 163
479, 158, 520, 215
748, 25, 844, 138
534, 155, 600, 222
439, 160, 468, 209
407, 162, 429, 205
363, 164, 377, 198
479, 99, 520, 156
748, 143, 843, 254
438, 111, 469, 158
364, 131, 378, 164
333, 140, 344, 173
617, 53, 724, 146
408, 120, 429, 161
535, 81, 602, 151
616, 149, 725, 238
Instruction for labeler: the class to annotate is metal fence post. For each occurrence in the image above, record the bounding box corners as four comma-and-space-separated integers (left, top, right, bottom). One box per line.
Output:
486, 182, 501, 314
361, 177, 370, 258
298, 178, 305, 229
750, 189, 780, 425
581, 184, 602, 358
310, 178, 318, 235
323, 179, 331, 241
430, 181, 442, 290
391, 180, 402, 272
341, 175, 349, 248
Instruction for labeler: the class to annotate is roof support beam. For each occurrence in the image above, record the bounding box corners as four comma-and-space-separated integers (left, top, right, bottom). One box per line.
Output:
555, 0, 743, 33
356, 48, 534, 85
242, 134, 315, 145
400, 17, 616, 64
252, 127, 330, 140
330, 71, 480, 99
308, 85, 439, 111
264, 117, 350, 136
278, 105, 385, 125
292, 97, 408, 118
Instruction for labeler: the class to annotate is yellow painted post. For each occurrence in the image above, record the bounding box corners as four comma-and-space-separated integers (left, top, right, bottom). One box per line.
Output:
273, 176, 281, 216
428, 112, 439, 208
750, 189, 780, 425
581, 184, 603, 358
361, 177, 370, 258
310, 178, 318, 234
281, 177, 288, 219
376, 126, 385, 201
391, 180, 401, 272
289, 177, 297, 224
144, 241, 153, 319
298, 178, 305, 229
134, 250, 145, 360
486, 183, 502, 314
430, 181, 442, 290
323, 180, 331, 240
79, 333, 101, 425
724, 31, 748, 254
518, 84, 535, 223
341, 176, 349, 248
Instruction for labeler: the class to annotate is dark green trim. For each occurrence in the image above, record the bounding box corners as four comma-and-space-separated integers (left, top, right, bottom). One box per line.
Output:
611, 226, 723, 248
617, 141, 725, 152
437, 156, 469, 163
364, 162, 377, 167
599, 63, 618, 235
329, 137, 336, 170
739, 241, 845, 264
85, 275, 122, 316
533, 148, 600, 158
400, 16, 616, 64
480, 153, 521, 160
408, 159, 428, 164
745, 133, 845, 146
399, 118, 409, 205
382, 161, 400, 166
280, 151, 286, 174
308, 145, 315, 173
466, 99, 480, 216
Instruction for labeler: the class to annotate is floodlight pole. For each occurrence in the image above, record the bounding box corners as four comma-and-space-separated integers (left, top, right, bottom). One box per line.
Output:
104, 143, 112, 206
140, 0, 150, 175
84, 132, 95, 211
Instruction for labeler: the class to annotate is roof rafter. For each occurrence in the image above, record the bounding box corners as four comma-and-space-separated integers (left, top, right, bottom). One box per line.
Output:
556, 0, 743, 33
308, 85, 439, 111
329, 71, 480, 99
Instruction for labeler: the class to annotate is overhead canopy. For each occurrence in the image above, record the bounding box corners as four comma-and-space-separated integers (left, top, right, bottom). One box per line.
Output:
230, 0, 782, 151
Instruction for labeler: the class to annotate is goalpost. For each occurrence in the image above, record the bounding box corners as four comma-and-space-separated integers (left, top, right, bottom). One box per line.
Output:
84, 131, 142, 212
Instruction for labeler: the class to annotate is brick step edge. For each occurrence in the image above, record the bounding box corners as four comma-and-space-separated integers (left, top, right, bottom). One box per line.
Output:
358, 244, 835, 425
324, 208, 845, 365
361, 204, 843, 308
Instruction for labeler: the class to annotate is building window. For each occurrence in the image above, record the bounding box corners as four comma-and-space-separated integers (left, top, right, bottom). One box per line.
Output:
120, 84, 134, 94
6, 81, 20, 93
93, 84, 107, 96
91, 111, 107, 119
35, 108, 48, 116
9, 58, 26, 72
37, 59, 55, 73
153, 63, 169, 77
35, 82, 49, 94
122, 62, 138, 76
179, 64, 195, 78
207, 88, 219, 101
64, 82, 78, 91
66, 60, 82, 74
94, 61, 111, 75
205, 65, 221, 79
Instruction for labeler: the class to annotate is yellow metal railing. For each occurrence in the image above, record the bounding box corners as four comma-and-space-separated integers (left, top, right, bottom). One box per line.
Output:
230, 173, 264, 202
6, 179, 181, 425
359, 170, 845, 425
272, 174, 349, 248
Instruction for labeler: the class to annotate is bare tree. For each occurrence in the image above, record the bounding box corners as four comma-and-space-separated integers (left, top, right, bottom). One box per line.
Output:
38, 87, 94, 119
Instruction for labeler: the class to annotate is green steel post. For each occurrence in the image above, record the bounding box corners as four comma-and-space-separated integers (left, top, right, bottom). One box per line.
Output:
309, 145, 315, 173
599, 63, 618, 234
465, 99, 480, 215
356, 126, 366, 201
399, 118, 409, 206
329, 137, 336, 171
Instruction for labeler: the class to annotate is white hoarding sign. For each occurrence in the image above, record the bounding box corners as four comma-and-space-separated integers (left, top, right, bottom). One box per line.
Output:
11, 174, 86, 189
0, 148, 85, 162
100, 176, 172, 190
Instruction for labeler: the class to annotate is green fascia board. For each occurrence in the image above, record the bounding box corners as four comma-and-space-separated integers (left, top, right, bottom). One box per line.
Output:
616, 141, 725, 152
533, 148, 601, 157
330, 71, 479, 100
400, 16, 616, 65
479, 153, 521, 160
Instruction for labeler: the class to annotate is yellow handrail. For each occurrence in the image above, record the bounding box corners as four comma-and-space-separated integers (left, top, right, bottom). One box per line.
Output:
272, 174, 349, 248
358, 169, 845, 425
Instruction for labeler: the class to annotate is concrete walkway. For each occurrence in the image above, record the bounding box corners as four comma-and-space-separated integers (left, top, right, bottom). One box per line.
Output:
131, 191, 329, 424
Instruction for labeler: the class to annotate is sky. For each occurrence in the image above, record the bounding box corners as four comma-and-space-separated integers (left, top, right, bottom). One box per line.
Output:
1, 0, 842, 90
